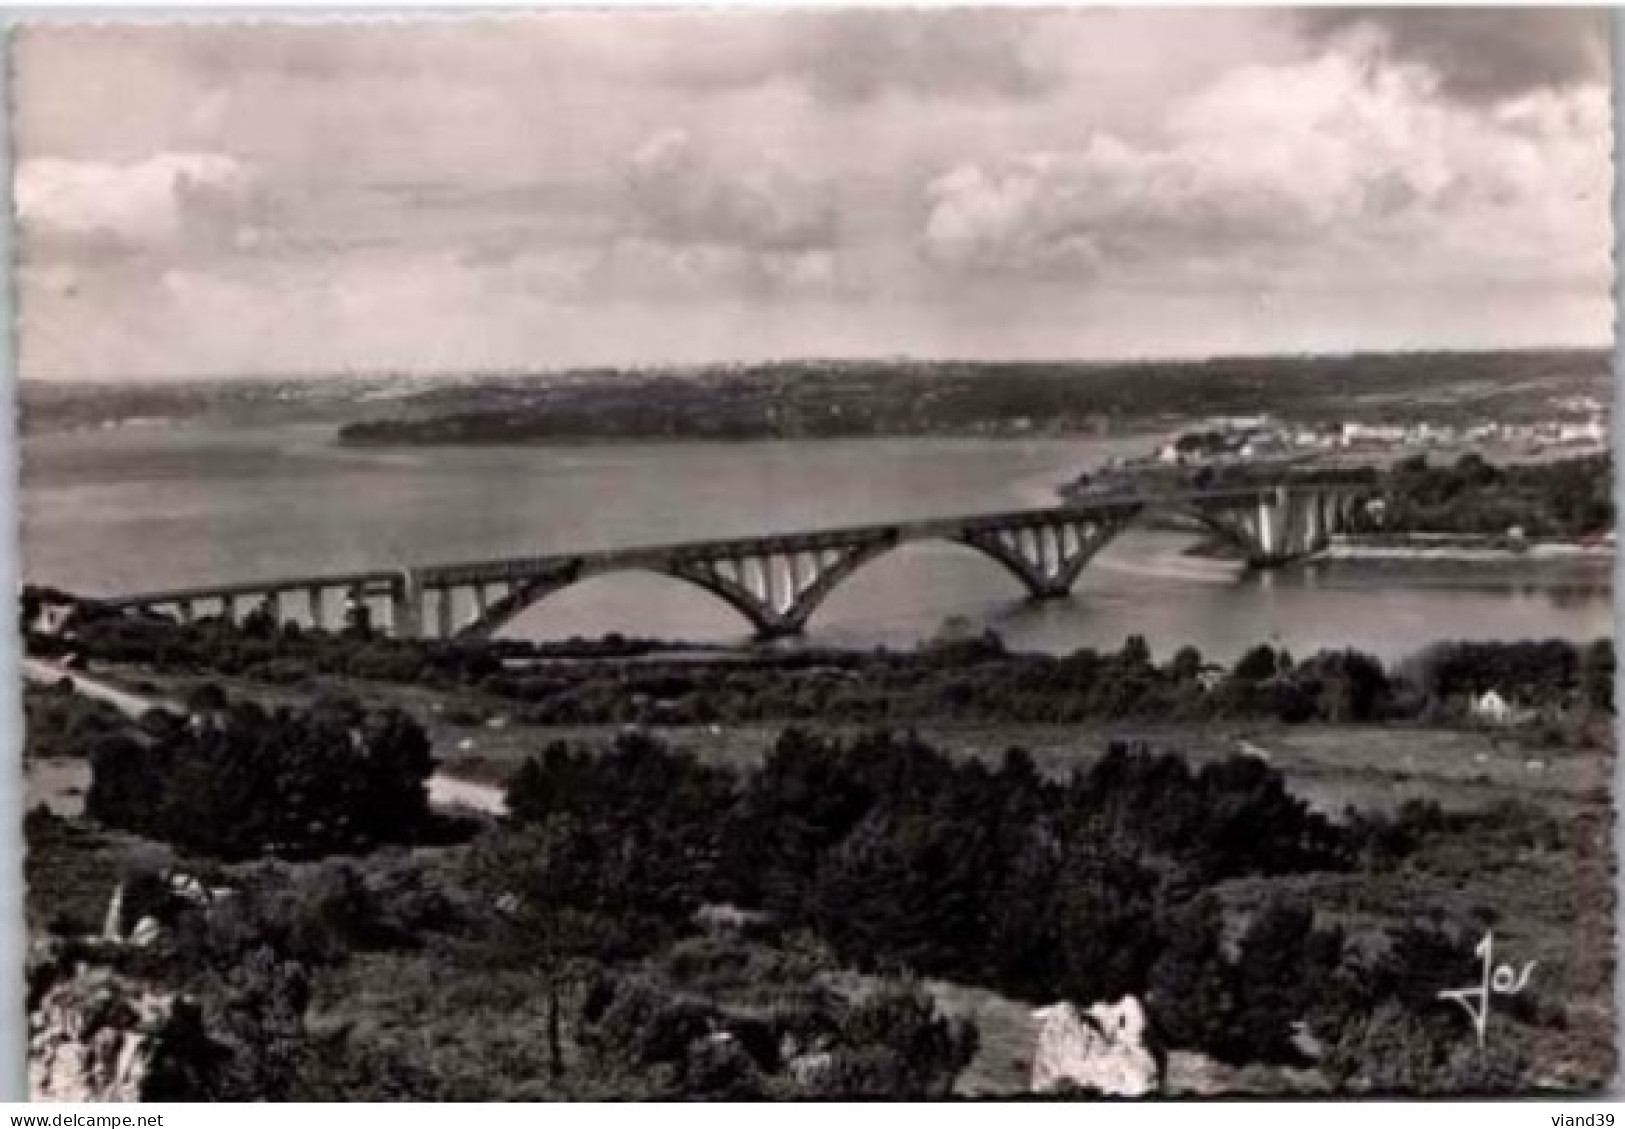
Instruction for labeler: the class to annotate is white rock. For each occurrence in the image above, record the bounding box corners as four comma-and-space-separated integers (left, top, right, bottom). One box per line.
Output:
29, 967, 179, 1102
168, 873, 211, 906
1030, 997, 1160, 1097
100, 884, 126, 943
787, 1051, 836, 1090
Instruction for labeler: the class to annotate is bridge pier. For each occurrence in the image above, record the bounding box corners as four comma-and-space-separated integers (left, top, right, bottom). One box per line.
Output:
955, 508, 1137, 601
1188, 485, 1362, 568
429, 587, 449, 640
389, 572, 424, 639
341, 584, 365, 633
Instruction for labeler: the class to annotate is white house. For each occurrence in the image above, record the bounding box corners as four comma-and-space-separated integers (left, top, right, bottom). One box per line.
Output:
1557, 419, 1606, 445
1470, 689, 1527, 726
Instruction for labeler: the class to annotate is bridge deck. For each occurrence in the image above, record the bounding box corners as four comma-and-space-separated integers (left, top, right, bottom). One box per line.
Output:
85, 473, 1375, 608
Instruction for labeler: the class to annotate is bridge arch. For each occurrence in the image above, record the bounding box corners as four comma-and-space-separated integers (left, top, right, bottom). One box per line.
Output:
443, 514, 1132, 642
1163, 485, 1369, 567
427, 565, 761, 642
445, 546, 894, 641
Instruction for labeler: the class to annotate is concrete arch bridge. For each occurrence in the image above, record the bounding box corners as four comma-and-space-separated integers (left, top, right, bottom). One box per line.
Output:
91, 474, 1373, 642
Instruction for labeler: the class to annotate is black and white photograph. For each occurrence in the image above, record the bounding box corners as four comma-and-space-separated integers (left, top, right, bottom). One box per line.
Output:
13, 7, 1618, 1101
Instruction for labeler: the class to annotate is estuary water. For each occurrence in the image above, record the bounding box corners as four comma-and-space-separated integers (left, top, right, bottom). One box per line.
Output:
20, 422, 1613, 665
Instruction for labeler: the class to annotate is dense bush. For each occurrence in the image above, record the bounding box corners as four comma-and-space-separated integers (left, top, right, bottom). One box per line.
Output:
22, 685, 127, 760
1307, 915, 1539, 1096
577, 967, 976, 1100
481, 728, 1563, 1079
1377, 452, 1612, 541
1145, 894, 1234, 1052
1405, 638, 1612, 715
86, 698, 435, 860
492, 727, 1352, 1065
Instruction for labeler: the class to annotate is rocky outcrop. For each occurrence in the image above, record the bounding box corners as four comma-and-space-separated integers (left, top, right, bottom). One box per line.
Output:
28, 961, 181, 1102
1030, 997, 1160, 1097
97, 872, 234, 950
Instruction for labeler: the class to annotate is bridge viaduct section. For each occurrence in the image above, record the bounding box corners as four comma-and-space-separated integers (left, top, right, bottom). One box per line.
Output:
407, 502, 1146, 641
91, 477, 1370, 642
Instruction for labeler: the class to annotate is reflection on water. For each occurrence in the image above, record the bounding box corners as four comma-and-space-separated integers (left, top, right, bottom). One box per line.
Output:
21, 423, 1612, 665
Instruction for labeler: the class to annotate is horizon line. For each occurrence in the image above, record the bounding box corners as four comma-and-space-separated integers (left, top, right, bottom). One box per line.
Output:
17, 341, 1616, 387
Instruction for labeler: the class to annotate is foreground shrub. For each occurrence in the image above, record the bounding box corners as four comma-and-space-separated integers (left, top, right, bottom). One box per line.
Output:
87, 699, 434, 860
577, 969, 976, 1100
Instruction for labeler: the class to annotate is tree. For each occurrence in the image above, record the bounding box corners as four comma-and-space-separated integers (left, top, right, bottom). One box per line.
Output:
1233, 644, 1280, 683
721, 728, 879, 913
471, 812, 698, 1077
1580, 638, 1614, 713
1288, 649, 1392, 722
1119, 634, 1153, 670
1168, 645, 1204, 683
185, 682, 230, 715
87, 697, 436, 859
1045, 840, 1165, 1004
808, 801, 994, 976
1228, 895, 1341, 1061
1145, 894, 1234, 1053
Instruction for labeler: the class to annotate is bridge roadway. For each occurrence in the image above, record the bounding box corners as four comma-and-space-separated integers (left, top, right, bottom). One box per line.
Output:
86, 472, 1374, 642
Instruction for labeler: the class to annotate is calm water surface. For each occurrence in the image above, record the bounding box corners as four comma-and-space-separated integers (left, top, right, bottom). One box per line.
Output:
21, 423, 1613, 664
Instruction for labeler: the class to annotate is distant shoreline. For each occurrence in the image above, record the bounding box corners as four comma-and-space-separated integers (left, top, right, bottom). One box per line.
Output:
1180, 536, 1615, 566
1320, 539, 1614, 564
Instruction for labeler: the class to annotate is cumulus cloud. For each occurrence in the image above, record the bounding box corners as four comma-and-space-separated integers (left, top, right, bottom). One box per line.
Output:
16, 152, 250, 247
788, 11, 1061, 105
11, 12, 1615, 377
593, 130, 847, 299
1298, 8, 1610, 102
650, 10, 1062, 105
624, 129, 836, 253
921, 51, 1611, 296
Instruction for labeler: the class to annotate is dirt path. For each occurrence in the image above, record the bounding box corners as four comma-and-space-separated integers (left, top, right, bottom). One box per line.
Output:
426, 774, 506, 816
22, 657, 183, 719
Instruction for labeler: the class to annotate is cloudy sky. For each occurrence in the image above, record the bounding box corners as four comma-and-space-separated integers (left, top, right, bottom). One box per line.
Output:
13, 8, 1615, 381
